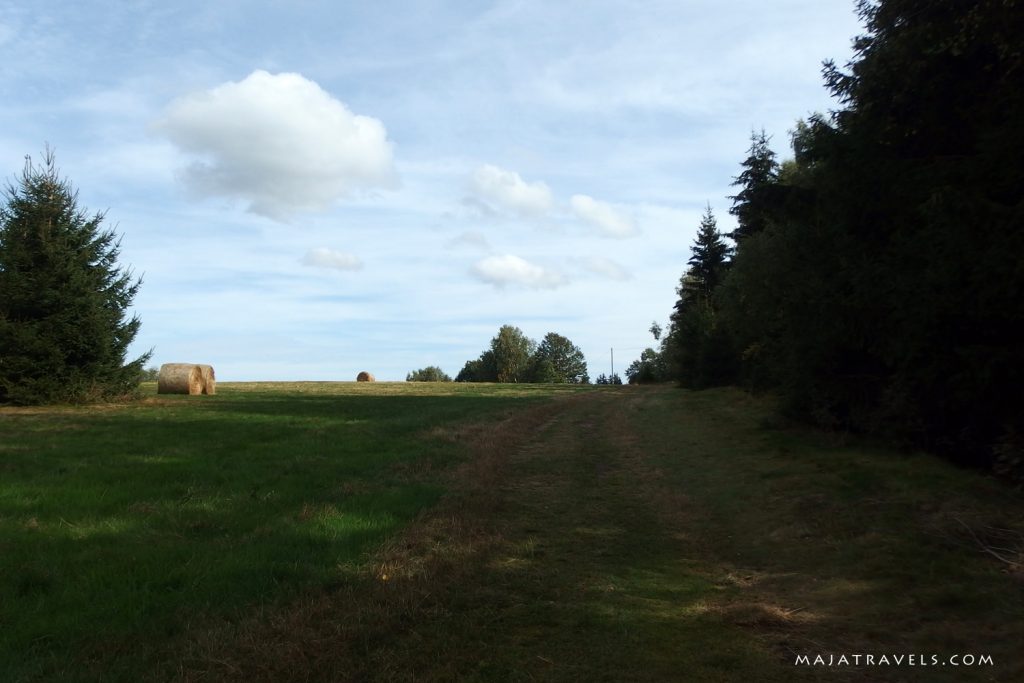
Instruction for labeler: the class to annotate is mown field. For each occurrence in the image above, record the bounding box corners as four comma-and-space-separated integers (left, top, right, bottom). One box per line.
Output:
1, 382, 1022, 682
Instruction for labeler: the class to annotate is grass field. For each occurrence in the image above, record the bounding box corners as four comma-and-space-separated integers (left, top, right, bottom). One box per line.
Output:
2, 382, 1022, 681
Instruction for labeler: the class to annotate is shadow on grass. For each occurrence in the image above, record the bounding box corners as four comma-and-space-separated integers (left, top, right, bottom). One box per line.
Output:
0, 386, 562, 681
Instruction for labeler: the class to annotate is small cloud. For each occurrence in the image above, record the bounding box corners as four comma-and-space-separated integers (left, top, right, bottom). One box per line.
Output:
570, 194, 638, 238
579, 256, 632, 281
447, 230, 491, 250
302, 247, 363, 271
154, 70, 397, 221
469, 164, 553, 217
470, 254, 566, 289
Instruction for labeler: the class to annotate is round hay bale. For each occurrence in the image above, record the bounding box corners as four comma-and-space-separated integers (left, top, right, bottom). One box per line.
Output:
197, 364, 216, 395
356, 371, 375, 382
157, 364, 203, 395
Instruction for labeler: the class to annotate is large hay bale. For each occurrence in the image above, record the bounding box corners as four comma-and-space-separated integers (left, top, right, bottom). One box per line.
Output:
356, 371, 375, 382
157, 364, 203, 395
197, 364, 216, 395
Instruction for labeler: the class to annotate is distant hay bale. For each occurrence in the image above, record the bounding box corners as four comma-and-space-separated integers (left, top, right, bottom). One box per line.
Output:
157, 364, 203, 395
356, 371, 375, 382
197, 364, 216, 395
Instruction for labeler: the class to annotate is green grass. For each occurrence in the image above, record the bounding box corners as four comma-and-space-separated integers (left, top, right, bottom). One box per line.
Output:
628, 387, 1024, 681
0, 381, 582, 681
3, 382, 1022, 681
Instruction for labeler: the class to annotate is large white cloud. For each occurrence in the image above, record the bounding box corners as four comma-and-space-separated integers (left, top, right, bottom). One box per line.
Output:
154, 70, 396, 220
470, 164, 553, 217
470, 254, 565, 289
302, 247, 363, 271
570, 194, 638, 238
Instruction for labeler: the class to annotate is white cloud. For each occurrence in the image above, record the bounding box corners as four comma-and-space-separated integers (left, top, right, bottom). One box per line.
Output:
570, 194, 638, 238
470, 164, 553, 217
302, 247, 363, 271
470, 254, 565, 289
154, 70, 396, 220
579, 256, 632, 281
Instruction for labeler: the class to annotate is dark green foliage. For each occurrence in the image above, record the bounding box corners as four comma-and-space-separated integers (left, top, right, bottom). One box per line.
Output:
714, 0, 1024, 470
665, 207, 737, 388
530, 358, 559, 383
626, 323, 670, 384
530, 332, 588, 383
455, 352, 496, 382
594, 373, 622, 386
0, 150, 150, 404
456, 326, 589, 384
727, 130, 780, 241
686, 205, 733, 300
406, 366, 452, 382
625, 348, 663, 384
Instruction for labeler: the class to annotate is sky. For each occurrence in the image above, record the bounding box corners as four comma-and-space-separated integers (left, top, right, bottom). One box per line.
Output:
0, 1, 862, 381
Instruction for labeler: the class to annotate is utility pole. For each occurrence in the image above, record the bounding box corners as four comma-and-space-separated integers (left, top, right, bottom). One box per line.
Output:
610, 347, 614, 379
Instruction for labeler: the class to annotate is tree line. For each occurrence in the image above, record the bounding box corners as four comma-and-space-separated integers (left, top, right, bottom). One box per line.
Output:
632, 0, 1023, 478
454, 325, 589, 384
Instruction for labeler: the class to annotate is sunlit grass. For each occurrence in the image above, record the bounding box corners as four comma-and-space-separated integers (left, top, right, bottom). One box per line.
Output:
0, 381, 576, 680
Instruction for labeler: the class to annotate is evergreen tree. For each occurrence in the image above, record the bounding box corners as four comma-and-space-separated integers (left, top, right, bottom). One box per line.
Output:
686, 205, 732, 300
0, 149, 150, 404
666, 206, 737, 388
714, 0, 1024, 471
727, 130, 780, 241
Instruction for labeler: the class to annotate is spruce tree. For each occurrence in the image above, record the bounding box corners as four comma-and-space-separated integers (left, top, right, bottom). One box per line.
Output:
668, 206, 736, 388
686, 205, 732, 300
0, 149, 150, 404
727, 130, 779, 241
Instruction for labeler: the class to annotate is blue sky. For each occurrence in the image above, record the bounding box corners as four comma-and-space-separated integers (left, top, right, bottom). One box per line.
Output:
0, 1, 860, 381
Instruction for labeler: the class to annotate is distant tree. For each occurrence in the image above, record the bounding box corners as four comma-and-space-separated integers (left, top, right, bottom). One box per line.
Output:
625, 348, 662, 384
529, 332, 588, 383
727, 129, 780, 241
406, 366, 452, 382
490, 325, 535, 383
594, 373, 609, 385
610, 373, 623, 385
626, 321, 670, 384
530, 358, 559, 383
454, 351, 496, 382
140, 366, 160, 382
0, 149, 151, 404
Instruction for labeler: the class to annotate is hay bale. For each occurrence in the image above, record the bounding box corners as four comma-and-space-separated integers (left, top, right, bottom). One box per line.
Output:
356, 371, 375, 382
157, 364, 203, 395
197, 364, 216, 395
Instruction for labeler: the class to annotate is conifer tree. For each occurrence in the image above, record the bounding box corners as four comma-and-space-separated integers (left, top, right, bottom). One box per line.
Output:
686, 205, 732, 300
667, 206, 736, 387
728, 130, 779, 241
0, 149, 150, 404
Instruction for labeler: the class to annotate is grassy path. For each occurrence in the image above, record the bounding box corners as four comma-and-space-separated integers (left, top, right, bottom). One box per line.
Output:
180, 386, 1024, 682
